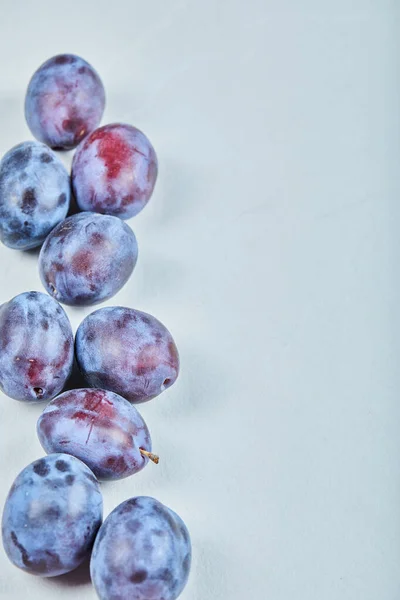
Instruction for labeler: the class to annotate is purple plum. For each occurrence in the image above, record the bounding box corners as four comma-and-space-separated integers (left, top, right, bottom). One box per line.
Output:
0, 292, 73, 402
25, 54, 105, 150
72, 123, 158, 219
90, 496, 191, 600
38, 212, 138, 306
37, 388, 157, 480
2, 454, 103, 577
0, 141, 70, 250
75, 307, 179, 404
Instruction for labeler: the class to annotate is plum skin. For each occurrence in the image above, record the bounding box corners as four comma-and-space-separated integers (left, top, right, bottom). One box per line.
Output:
2, 454, 103, 577
0, 141, 70, 250
38, 212, 138, 306
37, 388, 153, 480
75, 307, 180, 404
72, 123, 158, 219
0, 291, 74, 402
90, 496, 191, 600
25, 54, 105, 150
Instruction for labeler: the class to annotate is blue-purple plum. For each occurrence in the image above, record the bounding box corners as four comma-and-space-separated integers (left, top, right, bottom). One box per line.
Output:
90, 496, 191, 600
38, 212, 138, 306
72, 123, 158, 219
0, 141, 70, 250
75, 307, 179, 404
37, 388, 156, 480
0, 292, 73, 402
25, 54, 105, 150
2, 454, 103, 577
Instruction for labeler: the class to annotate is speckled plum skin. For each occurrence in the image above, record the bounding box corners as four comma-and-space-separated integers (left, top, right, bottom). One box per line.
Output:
0, 141, 70, 250
37, 388, 152, 480
75, 307, 179, 404
2, 454, 103, 577
72, 123, 158, 219
90, 496, 191, 600
0, 292, 73, 402
25, 54, 105, 150
38, 212, 138, 306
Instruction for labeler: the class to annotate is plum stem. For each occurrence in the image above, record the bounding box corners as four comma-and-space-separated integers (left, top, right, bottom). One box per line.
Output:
140, 449, 159, 464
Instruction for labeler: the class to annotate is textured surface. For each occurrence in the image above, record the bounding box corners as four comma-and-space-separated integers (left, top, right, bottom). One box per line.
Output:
0, 292, 73, 402
0, 141, 70, 249
0, 1, 399, 599
25, 54, 105, 150
76, 307, 179, 403
72, 123, 158, 219
39, 213, 138, 306
37, 389, 152, 480
90, 496, 191, 600
2, 454, 102, 576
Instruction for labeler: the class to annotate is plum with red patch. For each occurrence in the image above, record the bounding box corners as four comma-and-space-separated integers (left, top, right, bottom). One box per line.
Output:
38, 212, 138, 306
72, 123, 158, 219
0, 292, 73, 402
0, 141, 70, 250
90, 496, 191, 600
75, 307, 180, 404
37, 388, 153, 480
25, 54, 105, 150
2, 454, 102, 577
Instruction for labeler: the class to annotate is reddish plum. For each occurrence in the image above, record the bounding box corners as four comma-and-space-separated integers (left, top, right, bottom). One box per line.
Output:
37, 388, 157, 481
72, 123, 158, 219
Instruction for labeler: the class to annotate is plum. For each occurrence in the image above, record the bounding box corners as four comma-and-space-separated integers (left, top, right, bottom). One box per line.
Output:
38, 212, 138, 306
90, 496, 191, 600
0, 141, 70, 250
2, 454, 103, 577
25, 54, 105, 150
0, 291, 73, 402
75, 307, 179, 403
37, 388, 158, 480
72, 123, 158, 219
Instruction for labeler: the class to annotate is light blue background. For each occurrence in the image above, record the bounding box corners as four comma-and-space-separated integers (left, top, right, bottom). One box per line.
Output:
0, 1, 399, 598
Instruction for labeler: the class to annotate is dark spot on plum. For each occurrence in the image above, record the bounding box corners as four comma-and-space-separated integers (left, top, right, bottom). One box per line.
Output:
163, 378, 172, 387
153, 504, 179, 532
21, 188, 37, 215
103, 455, 127, 474
130, 569, 147, 584
86, 330, 96, 342
58, 193, 67, 206
62, 117, 85, 134
41, 319, 49, 330
54, 55, 75, 65
33, 459, 50, 477
23, 221, 29, 227
5, 146, 32, 170
33, 387, 44, 398
127, 519, 142, 534
40, 153, 52, 164
55, 460, 69, 472
65, 474, 75, 486
45, 506, 61, 519
119, 498, 139, 514
10, 531, 48, 571
158, 568, 173, 583
182, 553, 191, 576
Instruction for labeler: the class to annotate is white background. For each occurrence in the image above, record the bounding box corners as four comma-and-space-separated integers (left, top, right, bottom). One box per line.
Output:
0, 0, 399, 598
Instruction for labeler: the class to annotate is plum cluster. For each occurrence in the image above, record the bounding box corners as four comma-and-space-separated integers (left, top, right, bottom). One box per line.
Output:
0, 55, 191, 600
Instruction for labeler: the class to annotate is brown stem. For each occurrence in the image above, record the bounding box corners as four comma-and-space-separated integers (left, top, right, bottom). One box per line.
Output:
140, 449, 159, 465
